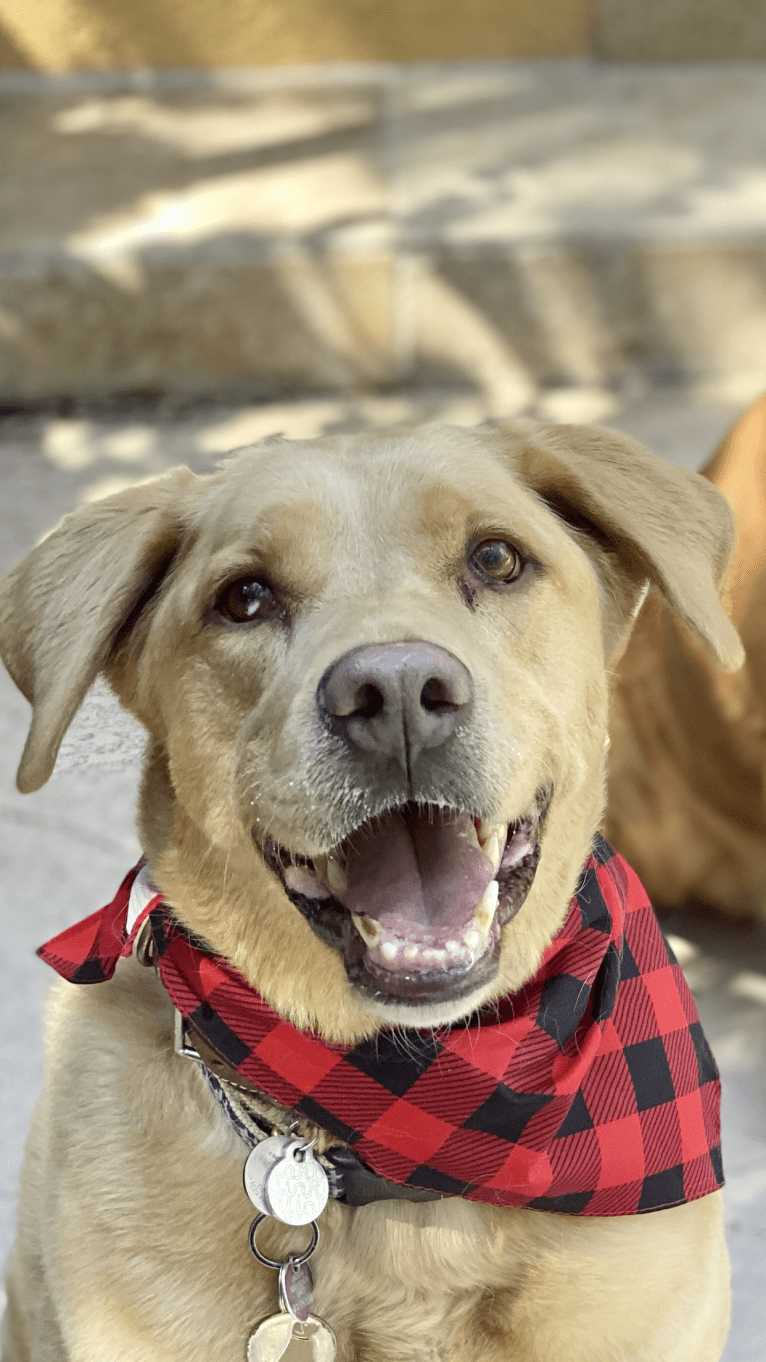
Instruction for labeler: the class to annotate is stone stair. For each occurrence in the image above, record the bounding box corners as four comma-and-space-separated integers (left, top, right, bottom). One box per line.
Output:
2, 60, 766, 408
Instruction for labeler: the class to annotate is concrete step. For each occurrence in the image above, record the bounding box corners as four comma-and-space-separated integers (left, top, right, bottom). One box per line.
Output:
3, 61, 766, 405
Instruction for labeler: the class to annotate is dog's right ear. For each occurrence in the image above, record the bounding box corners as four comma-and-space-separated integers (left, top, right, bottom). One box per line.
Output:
0, 467, 195, 794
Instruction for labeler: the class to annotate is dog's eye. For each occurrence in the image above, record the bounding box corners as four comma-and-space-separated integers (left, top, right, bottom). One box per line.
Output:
216, 577, 278, 624
469, 539, 523, 584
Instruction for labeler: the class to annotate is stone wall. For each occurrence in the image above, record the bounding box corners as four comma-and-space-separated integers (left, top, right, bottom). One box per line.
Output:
0, 0, 591, 70
597, 0, 766, 62
2, 0, 766, 71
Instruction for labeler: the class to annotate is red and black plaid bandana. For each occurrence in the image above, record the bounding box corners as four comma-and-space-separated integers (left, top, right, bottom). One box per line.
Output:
39, 835, 723, 1215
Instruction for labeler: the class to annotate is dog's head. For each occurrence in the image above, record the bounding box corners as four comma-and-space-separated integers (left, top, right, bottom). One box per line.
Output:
0, 423, 742, 1039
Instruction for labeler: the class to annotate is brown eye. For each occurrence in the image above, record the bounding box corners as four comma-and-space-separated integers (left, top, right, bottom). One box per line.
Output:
216, 577, 278, 624
470, 539, 523, 584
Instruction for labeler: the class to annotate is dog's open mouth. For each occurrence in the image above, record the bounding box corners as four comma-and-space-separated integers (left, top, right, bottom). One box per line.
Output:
263, 790, 549, 1007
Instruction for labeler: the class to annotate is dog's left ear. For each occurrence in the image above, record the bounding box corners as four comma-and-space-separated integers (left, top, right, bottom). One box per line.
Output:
500, 421, 744, 671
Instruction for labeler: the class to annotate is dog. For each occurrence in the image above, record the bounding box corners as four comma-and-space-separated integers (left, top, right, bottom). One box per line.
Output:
0, 421, 742, 1361
607, 391, 766, 917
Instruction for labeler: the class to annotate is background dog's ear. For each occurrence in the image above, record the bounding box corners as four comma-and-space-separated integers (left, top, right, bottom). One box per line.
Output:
503, 421, 744, 672
0, 467, 195, 794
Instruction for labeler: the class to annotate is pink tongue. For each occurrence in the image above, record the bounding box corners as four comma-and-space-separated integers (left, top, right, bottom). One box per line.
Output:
343, 808, 495, 943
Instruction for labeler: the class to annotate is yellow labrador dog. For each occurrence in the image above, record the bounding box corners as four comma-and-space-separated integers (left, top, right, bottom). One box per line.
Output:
0, 423, 741, 1362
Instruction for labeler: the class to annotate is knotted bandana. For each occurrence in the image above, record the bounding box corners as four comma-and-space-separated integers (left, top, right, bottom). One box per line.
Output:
39, 835, 723, 1215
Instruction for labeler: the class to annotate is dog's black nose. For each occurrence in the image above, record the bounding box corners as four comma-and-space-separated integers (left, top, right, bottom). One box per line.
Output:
317, 641, 473, 774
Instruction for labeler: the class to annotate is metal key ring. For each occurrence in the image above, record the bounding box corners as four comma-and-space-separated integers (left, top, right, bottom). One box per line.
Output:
285, 1121, 317, 1155
248, 1214, 319, 1269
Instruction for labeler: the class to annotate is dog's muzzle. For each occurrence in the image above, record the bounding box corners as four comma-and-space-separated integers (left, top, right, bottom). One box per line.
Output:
260, 641, 548, 1006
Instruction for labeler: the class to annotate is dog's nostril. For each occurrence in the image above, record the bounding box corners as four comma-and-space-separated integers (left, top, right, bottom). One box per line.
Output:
420, 677, 458, 713
327, 680, 386, 719
353, 683, 385, 720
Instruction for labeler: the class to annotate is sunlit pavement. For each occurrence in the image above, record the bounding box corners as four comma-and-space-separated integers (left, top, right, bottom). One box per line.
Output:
1, 384, 764, 1358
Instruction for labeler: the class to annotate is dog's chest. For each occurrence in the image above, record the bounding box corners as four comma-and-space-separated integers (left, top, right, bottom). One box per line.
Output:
56, 976, 524, 1362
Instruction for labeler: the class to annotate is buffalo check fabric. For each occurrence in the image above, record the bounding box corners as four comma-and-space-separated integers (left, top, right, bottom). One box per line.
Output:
38, 836, 723, 1215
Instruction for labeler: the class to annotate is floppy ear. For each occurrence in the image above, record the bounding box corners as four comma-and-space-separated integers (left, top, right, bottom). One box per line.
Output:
0, 467, 195, 794
501, 421, 744, 672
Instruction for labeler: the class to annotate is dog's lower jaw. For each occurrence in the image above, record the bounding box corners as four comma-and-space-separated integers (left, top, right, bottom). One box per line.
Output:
261, 792, 549, 1023
362, 970, 508, 1029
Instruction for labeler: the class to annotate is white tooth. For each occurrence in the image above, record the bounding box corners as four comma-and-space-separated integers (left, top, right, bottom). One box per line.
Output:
473, 880, 500, 933
424, 947, 447, 963
477, 819, 505, 847
381, 941, 399, 962
484, 832, 503, 875
325, 855, 347, 897
352, 914, 381, 947
404, 945, 419, 962
446, 940, 463, 957
464, 926, 481, 950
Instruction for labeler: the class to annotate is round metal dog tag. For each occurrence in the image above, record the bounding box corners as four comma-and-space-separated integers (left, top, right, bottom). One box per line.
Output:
247, 1314, 337, 1361
244, 1136, 294, 1213
265, 1145, 329, 1226
244, 1137, 329, 1226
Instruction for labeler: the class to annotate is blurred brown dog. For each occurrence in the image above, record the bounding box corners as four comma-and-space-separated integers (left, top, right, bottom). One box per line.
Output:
0, 422, 739, 1361
607, 394, 766, 917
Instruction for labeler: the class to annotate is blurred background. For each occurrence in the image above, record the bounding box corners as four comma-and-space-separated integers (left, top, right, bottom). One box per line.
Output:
1, 2, 766, 1357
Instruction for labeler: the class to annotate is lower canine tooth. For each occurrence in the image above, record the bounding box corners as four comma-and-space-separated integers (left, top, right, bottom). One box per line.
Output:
352, 914, 381, 947
326, 855, 347, 897
473, 879, 500, 932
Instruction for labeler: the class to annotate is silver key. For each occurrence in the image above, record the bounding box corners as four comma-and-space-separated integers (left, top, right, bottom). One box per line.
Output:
246, 1313, 337, 1361
244, 1136, 329, 1226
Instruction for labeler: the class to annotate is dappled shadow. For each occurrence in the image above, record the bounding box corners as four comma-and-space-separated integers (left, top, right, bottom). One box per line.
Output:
3, 62, 766, 409
0, 80, 387, 245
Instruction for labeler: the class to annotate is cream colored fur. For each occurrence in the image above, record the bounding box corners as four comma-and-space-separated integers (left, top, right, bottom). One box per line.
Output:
0, 422, 740, 1361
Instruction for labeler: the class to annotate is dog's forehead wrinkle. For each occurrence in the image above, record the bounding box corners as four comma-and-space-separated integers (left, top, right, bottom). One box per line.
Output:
201, 428, 534, 547
192, 462, 393, 584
